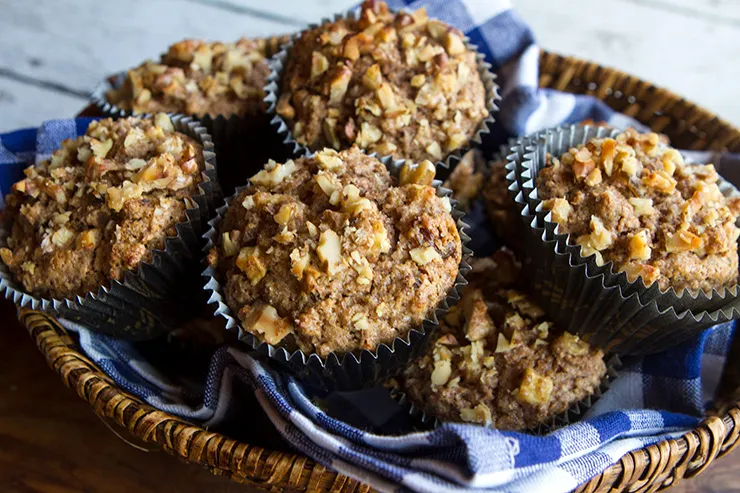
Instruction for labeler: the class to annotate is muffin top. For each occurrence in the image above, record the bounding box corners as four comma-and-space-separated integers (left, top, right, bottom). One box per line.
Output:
207, 147, 462, 357
276, 0, 488, 162
537, 128, 740, 294
1, 115, 205, 299
398, 249, 606, 431
106, 37, 284, 118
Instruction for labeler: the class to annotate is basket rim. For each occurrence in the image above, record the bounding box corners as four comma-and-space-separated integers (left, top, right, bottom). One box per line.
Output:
22, 50, 740, 493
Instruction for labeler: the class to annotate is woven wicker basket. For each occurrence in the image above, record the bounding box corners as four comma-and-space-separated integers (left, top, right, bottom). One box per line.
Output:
21, 51, 740, 492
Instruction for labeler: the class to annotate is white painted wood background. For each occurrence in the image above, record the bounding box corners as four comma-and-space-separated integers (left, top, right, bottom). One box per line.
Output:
1, 0, 739, 133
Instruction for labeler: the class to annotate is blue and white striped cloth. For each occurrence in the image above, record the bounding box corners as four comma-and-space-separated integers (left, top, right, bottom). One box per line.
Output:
1, 1, 738, 491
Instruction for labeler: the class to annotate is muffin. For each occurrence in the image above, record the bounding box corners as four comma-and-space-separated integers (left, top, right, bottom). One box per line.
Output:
273, 0, 491, 163
537, 128, 740, 294
442, 149, 484, 211
105, 37, 279, 118
399, 249, 607, 430
207, 147, 463, 358
0, 114, 207, 300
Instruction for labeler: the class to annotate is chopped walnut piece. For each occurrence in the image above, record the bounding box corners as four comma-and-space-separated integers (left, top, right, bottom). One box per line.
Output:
444, 32, 466, 55
517, 368, 554, 406
400, 160, 436, 186
629, 197, 655, 216
431, 359, 452, 386
251, 159, 296, 188
543, 198, 572, 224
642, 170, 677, 194
274, 203, 294, 226
236, 246, 267, 285
665, 229, 704, 253
629, 229, 652, 261
328, 66, 352, 105
317, 229, 342, 275
556, 332, 590, 356
315, 149, 344, 171
242, 304, 293, 345
222, 232, 240, 256
410, 246, 441, 265
311, 51, 330, 79
459, 403, 493, 426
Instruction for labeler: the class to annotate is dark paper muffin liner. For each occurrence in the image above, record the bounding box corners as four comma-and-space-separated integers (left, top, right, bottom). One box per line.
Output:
504, 125, 739, 354
91, 43, 290, 196
391, 354, 622, 434
0, 115, 218, 340
202, 154, 472, 391
264, 8, 500, 169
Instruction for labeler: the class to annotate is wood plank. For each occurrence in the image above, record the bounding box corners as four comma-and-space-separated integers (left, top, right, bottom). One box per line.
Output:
0, 77, 85, 133
0, 0, 292, 96
623, 0, 740, 25
515, 0, 740, 126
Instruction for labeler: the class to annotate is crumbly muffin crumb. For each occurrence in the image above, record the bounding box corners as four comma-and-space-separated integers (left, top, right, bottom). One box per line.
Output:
1, 115, 205, 299
208, 147, 462, 357
277, 0, 488, 162
537, 128, 740, 293
107, 37, 285, 118
399, 249, 606, 431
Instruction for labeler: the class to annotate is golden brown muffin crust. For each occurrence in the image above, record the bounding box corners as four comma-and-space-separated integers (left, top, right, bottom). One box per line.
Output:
1, 115, 205, 299
208, 147, 462, 357
106, 37, 285, 118
399, 250, 606, 431
276, 0, 488, 162
537, 128, 740, 293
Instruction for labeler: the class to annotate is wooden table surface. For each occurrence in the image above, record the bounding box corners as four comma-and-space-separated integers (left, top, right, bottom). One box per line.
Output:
0, 298, 739, 492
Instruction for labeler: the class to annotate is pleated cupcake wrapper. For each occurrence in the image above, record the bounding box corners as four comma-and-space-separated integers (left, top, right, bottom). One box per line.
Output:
504, 125, 739, 354
508, 124, 740, 314
264, 8, 500, 169
92, 73, 286, 196
202, 154, 472, 391
0, 115, 218, 340
392, 354, 621, 434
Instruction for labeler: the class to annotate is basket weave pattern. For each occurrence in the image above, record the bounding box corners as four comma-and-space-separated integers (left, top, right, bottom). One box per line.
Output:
21, 51, 740, 492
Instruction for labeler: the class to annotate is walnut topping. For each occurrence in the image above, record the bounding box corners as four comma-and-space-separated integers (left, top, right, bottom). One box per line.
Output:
363, 64, 383, 90
274, 203, 294, 225
444, 32, 466, 55
317, 229, 342, 274
620, 262, 661, 286
577, 216, 613, 253
410, 246, 441, 265
629, 197, 655, 216
351, 313, 370, 331
431, 359, 452, 386
495, 333, 511, 353
355, 122, 383, 148
222, 231, 240, 256
315, 148, 343, 171
290, 247, 311, 280
311, 51, 330, 79
400, 160, 436, 186
556, 332, 590, 356
242, 195, 255, 209
629, 229, 652, 261
76, 229, 100, 250
543, 198, 572, 224
463, 296, 495, 341
236, 246, 267, 285
329, 66, 352, 105
459, 403, 493, 425
90, 138, 113, 158
585, 168, 602, 187
154, 113, 175, 132
662, 149, 683, 175
251, 159, 296, 187
517, 368, 554, 406
665, 229, 704, 253
242, 304, 293, 345
642, 170, 677, 194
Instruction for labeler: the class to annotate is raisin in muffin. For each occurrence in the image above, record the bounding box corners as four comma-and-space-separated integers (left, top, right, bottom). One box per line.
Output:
107, 37, 284, 118
0, 114, 205, 299
537, 128, 740, 293
207, 147, 462, 357
399, 249, 606, 431
275, 0, 489, 163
